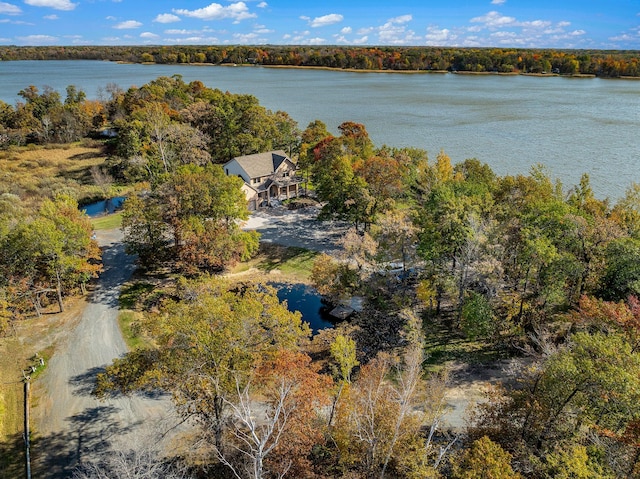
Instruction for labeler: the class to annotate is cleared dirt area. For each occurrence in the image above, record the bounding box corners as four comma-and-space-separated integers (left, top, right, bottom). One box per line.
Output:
440, 359, 523, 430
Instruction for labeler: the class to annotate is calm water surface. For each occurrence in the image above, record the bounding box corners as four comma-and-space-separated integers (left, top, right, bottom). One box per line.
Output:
272, 282, 336, 334
1, 60, 639, 199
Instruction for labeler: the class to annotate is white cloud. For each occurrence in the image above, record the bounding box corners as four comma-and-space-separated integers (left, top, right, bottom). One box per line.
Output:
24, 0, 76, 11
164, 35, 220, 44
165, 29, 200, 35
0, 2, 21, 15
0, 18, 32, 24
154, 13, 180, 24
17, 34, 58, 44
233, 32, 265, 43
44, 14, 58, 19
458, 9, 587, 47
425, 26, 457, 45
286, 31, 313, 43
491, 0, 506, 4
610, 33, 635, 42
173, 2, 256, 22
387, 14, 412, 24
140, 31, 159, 39
307, 13, 343, 28
471, 11, 516, 28
471, 11, 556, 32
340, 26, 352, 34
377, 14, 418, 45
334, 33, 368, 45
306, 37, 325, 45
525, 20, 550, 28
341, 14, 416, 45
490, 31, 517, 39
113, 20, 142, 29
257, 1, 267, 7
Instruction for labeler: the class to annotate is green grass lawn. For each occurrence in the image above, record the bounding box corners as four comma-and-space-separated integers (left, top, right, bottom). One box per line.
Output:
117, 282, 158, 350
229, 244, 319, 282
256, 245, 319, 279
90, 211, 122, 230
118, 311, 149, 351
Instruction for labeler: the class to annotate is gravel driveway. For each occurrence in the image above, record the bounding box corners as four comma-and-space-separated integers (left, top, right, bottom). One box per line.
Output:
36, 229, 180, 478
242, 207, 350, 253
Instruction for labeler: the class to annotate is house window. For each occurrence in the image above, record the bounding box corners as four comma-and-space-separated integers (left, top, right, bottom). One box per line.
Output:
225, 168, 229, 175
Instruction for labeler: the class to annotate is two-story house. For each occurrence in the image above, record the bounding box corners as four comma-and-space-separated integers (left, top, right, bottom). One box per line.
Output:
223, 150, 304, 210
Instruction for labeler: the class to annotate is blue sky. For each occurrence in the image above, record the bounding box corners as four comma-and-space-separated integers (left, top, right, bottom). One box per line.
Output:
1, 0, 639, 49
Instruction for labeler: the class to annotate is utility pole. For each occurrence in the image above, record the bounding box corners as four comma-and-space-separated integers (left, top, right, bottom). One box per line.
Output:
23, 375, 32, 479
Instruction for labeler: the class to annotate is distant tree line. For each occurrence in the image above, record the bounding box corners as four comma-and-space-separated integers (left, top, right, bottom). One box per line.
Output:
1, 45, 639, 77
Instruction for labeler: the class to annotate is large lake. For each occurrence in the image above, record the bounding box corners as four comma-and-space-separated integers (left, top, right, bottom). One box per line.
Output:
1, 60, 639, 200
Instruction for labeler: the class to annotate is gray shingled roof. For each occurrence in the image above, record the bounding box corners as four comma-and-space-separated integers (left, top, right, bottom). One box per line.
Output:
232, 150, 289, 179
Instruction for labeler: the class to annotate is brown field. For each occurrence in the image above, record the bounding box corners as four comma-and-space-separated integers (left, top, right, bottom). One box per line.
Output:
0, 140, 110, 207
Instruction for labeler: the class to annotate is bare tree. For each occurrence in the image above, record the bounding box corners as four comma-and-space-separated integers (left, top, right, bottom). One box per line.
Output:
217, 378, 293, 479
214, 351, 330, 479
333, 311, 457, 478
72, 448, 191, 479
90, 165, 114, 197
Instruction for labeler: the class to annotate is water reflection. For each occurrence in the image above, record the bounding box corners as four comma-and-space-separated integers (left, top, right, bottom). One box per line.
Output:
271, 282, 336, 334
81, 196, 126, 217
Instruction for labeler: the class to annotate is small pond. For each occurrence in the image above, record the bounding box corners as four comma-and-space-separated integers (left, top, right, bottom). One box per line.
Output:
81, 196, 126, 217
272, 283, 337, 334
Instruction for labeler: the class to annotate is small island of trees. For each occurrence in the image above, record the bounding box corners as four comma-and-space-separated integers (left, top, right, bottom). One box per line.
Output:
1, 75, 640, 478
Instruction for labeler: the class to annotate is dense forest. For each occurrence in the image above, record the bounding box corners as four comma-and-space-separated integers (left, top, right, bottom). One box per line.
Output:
2, 75, 640, 478
1, 45, 640, 77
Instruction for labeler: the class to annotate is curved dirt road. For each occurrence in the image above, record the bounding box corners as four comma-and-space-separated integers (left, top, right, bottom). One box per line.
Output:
35, 229, 179, 478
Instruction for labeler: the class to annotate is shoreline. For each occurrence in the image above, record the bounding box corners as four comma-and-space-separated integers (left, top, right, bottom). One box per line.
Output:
121, 61, 637, 79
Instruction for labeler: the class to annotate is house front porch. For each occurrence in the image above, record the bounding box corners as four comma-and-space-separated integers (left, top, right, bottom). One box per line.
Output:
257, 176, 304, 207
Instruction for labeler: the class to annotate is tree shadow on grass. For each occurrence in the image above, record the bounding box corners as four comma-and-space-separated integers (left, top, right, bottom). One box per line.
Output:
422, 316, 512, 371
0, 433, 25, 479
